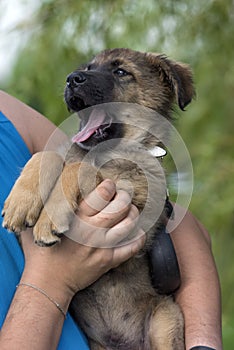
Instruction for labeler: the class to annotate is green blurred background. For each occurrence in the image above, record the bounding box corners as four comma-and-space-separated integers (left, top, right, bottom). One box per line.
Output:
0, 0, 233, 347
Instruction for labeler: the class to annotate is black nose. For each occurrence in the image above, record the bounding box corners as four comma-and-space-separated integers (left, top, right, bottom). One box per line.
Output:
66, 72, 86, 88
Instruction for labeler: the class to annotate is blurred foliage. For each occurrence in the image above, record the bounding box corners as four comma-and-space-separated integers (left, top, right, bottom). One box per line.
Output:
0, 0, 234, 347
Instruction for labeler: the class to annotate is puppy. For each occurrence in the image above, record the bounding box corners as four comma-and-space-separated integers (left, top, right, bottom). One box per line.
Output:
3, 48, 195, 349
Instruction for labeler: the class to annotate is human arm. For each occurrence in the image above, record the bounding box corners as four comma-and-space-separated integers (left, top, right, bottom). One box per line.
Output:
0, 90, 65, 154
168, 205, 222, 350
0, 180, 145, 350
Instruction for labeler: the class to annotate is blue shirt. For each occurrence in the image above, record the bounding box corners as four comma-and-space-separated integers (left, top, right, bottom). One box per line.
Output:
0, 111, 89, 349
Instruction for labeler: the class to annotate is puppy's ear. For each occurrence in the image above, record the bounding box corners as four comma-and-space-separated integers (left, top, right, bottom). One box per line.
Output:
146, 53, 195, 110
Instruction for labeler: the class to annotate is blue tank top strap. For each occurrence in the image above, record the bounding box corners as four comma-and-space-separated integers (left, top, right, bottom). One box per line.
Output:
0, 111, 89, 349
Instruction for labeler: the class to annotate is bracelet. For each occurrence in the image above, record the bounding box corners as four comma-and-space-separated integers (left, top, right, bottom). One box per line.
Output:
16, 282, 66, 319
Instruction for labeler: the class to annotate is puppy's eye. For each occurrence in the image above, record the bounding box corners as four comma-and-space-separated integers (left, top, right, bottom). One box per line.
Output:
114, 68, 129, 77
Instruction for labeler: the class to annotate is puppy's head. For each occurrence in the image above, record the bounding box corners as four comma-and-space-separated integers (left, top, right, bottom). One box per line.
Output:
64, 48, 195, 150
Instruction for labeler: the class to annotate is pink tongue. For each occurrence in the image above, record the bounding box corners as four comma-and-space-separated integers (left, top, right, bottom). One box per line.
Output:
72, 109, 106, 143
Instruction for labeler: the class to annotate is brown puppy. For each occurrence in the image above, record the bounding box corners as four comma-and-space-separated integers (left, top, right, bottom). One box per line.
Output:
2, 48, 195, 349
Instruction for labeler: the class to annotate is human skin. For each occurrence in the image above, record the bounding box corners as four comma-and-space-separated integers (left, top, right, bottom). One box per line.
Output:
0, 179, 145, 350
169, 206, 222, 349
0, 91, 222, 349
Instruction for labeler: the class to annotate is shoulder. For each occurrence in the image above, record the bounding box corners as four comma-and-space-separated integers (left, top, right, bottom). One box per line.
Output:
0, 91, 58, 153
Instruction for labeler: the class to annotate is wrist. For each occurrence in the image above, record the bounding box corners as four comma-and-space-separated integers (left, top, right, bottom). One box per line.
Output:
21, 268, 74, 313
16, 282, 67, 318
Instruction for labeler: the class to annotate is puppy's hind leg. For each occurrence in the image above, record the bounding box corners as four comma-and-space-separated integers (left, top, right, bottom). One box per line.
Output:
148, 298, 185, 350
2, 152, 64, 233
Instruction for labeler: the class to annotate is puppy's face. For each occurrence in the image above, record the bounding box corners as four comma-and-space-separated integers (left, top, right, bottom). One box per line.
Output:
64, 48, 194, 150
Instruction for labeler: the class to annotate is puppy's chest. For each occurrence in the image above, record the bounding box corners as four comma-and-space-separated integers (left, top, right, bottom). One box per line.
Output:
67, 143, 166, 212
95, 153, 154, 209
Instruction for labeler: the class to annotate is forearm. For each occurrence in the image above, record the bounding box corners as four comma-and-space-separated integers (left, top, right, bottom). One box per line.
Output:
0, 194, 143, 349
175, 268, 222, 349
169, 209, 222, 349
0, 271, 72, 350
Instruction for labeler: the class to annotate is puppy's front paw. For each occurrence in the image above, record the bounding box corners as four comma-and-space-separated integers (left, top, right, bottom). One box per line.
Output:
33, 214, 63, 247
2, 152, 64, 234
2, 184, 43, 233
33, 208, 72, 246
32, 162, 82, 246
31, 162, 103, 246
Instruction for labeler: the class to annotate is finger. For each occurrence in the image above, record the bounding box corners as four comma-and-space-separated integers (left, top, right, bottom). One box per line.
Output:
101, 190, 131, 215
96, 190, 132, 226
67, 203, 138, 248
105, 205, 140, 245
79, 179, 116, 216
111, 230, 146, 267
126, 204, 139, 220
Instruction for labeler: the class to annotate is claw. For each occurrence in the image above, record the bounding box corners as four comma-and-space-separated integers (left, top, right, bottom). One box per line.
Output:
35, 239, 60, 247
25, 221, 34, 228
2, 222, 9, 230
51, 230, 64, 238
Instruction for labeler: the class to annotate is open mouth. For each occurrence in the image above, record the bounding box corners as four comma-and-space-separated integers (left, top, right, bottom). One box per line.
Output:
67, 95, 89, 112
72, 108, 112, 146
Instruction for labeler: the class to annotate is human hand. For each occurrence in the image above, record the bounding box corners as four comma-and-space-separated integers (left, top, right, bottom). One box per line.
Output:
20, 179, 145, 305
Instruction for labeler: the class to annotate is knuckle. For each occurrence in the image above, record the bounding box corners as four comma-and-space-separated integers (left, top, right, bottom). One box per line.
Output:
123, 217, 135, 229
99, 251, 113, 267
98, 211, 114, 224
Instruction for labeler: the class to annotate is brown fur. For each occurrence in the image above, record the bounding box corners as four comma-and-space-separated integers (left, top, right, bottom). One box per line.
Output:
2, 48, 195, 349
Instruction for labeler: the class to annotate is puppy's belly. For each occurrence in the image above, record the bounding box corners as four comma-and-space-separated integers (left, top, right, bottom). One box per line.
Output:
70, 256, 160, 349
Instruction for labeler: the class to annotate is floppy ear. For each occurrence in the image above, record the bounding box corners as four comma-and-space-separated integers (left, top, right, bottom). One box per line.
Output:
146, 53, 195, 110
